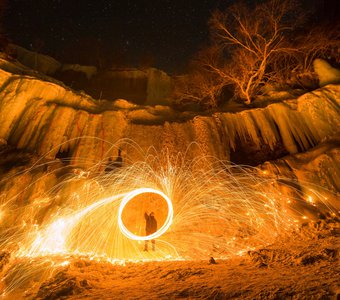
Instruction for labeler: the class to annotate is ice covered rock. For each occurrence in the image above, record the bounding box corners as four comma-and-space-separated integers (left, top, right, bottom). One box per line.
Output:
112, 99, 137, 110
61, 64, 97, 80
8, 44, 61, 75
3, 46, 172, 105
313, 58, 340, 87
0, 58, 339, 167
261, 137, 340, 217
145, 68, 172, 106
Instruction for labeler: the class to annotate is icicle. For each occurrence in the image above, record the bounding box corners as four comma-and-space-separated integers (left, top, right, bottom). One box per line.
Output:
0, 66, 339, 166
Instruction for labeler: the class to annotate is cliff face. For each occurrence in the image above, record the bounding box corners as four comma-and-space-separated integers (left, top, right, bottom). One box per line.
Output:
7, 44, 62, 75
7, 45, 173, 105
0, 60, 339, 169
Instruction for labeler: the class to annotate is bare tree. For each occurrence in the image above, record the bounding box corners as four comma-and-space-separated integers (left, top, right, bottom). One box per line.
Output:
204, 0, 302, 104
269, 24, 340, 88
173, 0, 340, 108
173, 46, 225, 109
173, 72, 222, 110
294, 26, 340, 71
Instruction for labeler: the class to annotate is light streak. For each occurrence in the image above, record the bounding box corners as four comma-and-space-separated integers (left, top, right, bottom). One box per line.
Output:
0, 139, 337, 296
118, 188, 173, 241
24, 192, 129, 257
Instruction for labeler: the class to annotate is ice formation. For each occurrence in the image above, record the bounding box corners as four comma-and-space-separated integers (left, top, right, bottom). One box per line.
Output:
7, 44, 62, 75
0, 59, 339, 168
5, 45, 173, 105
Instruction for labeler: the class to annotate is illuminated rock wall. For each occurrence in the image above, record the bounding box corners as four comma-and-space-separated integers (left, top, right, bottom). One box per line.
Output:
8, 44, 62, 75
0, 65, 339, 169
7, 45, 172, 105
145, 68, 173, 106
83, 68, 172, 105
261, 137, 340, 213
220, 86, 340, 155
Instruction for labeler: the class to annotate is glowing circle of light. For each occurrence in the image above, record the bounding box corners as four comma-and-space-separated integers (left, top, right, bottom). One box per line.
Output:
118, 188, 173, 241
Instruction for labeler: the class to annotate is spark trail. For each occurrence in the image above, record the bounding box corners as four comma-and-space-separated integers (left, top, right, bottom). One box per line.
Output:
24, 193, 129, 257
0, 140, 337, 296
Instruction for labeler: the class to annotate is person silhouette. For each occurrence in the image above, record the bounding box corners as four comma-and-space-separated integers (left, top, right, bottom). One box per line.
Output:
144, 212, 157, 251
105, 148, 123, 173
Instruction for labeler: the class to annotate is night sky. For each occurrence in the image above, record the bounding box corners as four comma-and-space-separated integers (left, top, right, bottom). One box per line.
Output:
4, 0, 226, 73
3, 0, 338, 73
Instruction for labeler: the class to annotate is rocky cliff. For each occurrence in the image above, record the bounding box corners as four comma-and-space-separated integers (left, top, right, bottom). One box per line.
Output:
0, 57, 339, 169
7, 45, 173, 105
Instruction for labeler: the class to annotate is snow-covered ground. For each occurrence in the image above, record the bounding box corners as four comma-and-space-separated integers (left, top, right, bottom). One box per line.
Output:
3, 216, 338, 299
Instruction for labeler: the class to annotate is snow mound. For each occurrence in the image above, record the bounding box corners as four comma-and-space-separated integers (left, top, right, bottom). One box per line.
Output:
313, 58, 340, 87
35, 271, 90, 299
248, 216, 339, 267
112, 99, 137, 109
7, 217, 338, 299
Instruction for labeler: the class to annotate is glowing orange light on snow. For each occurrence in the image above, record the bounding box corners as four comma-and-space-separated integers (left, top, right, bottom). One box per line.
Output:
0, 141, 337, 297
